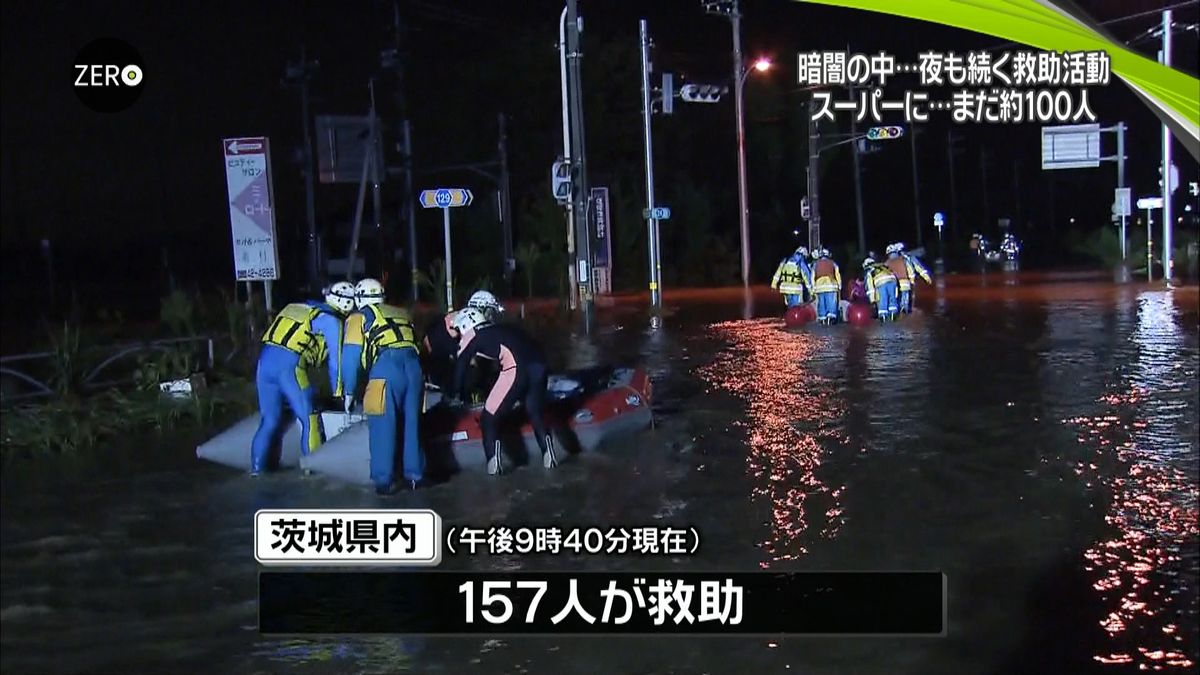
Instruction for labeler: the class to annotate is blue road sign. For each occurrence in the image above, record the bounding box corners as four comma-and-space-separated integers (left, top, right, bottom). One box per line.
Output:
933, 212, 945, 230
419, 188, 473, 209
652, 207, 671, 220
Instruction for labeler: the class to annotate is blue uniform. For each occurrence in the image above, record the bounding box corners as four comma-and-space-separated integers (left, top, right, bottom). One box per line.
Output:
251, 301, 345, 472
344, 303, 423, 489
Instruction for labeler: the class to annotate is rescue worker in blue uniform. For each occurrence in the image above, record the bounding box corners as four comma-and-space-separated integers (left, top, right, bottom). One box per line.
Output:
810, 248, 842, 324
895, 242, 932, 313
342, 278, 424, 494
450, 308, 558, 475
250, 281, 355, 474
863, 256, 899, 321
770, 246, 813, 307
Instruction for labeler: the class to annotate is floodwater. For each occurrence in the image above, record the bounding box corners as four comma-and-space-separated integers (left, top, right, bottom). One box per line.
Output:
2, 273, 1197, 674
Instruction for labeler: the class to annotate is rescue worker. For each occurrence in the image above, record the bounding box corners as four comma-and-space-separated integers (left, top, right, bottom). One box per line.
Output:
896, 242, 932, 313
810, 248, 842, 324
863, 256, 899, 321
449, 308, 559, 475
770, 246, 812, 307
466, 290, 505, 322
249, 281, 355, 475
421, 309, 461, 392
342, 278, 424, 494
885, 244, 914, 317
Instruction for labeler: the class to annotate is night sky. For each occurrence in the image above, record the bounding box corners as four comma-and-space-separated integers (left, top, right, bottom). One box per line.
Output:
1, 0, 1197, 311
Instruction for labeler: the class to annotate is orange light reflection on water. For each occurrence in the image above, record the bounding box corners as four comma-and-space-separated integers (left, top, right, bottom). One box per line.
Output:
1066, 394, 1199, 671
698, 318, 846, 565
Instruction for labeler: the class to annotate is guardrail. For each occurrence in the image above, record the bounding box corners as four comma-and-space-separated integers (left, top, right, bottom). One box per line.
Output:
0, 335, 233, 405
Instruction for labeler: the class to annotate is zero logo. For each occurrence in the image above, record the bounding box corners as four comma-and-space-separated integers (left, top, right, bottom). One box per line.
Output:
73, 38, 144, 113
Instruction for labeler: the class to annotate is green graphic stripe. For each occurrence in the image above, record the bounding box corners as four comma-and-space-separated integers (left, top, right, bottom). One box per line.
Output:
801, 0, 1200, 136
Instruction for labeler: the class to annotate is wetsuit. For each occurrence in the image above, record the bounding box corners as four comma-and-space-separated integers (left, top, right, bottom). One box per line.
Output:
251, 301, 344, 472
421, 312, 459, 391
451, 323, 553, 465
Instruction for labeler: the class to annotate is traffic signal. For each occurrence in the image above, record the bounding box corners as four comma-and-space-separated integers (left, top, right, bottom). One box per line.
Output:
865, 126, 904, 141
679, 83, 726, 103
1158, 163, 1179, 194
551, 159, 572, 204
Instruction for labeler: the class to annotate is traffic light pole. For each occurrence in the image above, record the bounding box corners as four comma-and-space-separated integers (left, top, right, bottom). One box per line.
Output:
806, 96, 821, 252
639, 20, 662, 309
558, 7, 577, 310
730, 0, 751, 287
849, 90, 866, 254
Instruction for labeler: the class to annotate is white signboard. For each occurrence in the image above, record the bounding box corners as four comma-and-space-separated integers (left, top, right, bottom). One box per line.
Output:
254, 509, 442, 566
1137, 196, 1163, 210
1041, 124, 1101, 170
223, 137, 280, 281
1114, 187, 1131, 217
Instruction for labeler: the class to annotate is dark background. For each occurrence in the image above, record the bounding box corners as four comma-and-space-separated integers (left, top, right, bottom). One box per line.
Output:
2, 0, 1197, 330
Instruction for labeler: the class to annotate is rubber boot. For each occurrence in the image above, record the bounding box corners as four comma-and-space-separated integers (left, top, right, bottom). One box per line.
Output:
487, 441, 505, 476
543, 434, 559, 469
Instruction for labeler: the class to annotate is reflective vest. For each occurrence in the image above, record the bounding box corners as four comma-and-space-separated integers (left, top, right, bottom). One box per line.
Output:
886, 257, 911, 290
361, 303, 418, 370
811, 258, 840, 293
262, 302, 327, 366
771, 259, 809, 295
864, 264, 896, 302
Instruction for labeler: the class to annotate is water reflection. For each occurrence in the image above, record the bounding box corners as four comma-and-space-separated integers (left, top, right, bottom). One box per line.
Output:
698, 319, 844, 564
1066, 291, 1199, 671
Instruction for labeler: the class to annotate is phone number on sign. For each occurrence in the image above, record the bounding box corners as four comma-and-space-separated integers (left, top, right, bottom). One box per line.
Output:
237, 267, 277, 280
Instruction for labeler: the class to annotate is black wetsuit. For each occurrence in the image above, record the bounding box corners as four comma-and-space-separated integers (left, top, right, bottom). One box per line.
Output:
421, 313, 458, 391
451, 323, 551, 462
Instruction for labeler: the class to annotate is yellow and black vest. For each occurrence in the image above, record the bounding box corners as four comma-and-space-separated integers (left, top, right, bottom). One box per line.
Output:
361, 303, 417, 369
262, 302, 327, 365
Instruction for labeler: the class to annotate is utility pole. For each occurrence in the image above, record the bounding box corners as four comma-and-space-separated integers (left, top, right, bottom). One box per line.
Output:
731, 0, 751, 286
565, 0, 594, 317
1160, 9, 1174, 283
284, 46, 320, 291
369, 80, 384, 283
402, 120, 417, 300
807, 96, 821, 251
910, 125, 922, 247
639, 20, 662, 309
498, 113, 514, 294
849, 90, 866, 254
385, 0, 418, 301
1012, 160, 1023, 236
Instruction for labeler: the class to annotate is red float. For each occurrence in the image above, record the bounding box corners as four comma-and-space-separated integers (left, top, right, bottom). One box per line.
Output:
784, 303, 817, 328
846, 302, 874, 326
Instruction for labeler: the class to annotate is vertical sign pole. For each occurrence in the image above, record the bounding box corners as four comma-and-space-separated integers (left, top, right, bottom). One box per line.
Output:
1146, 208, 1154, 282
403, 120, 419, 301
1160, 10, 1174, 283
1117, 122, 1126, 260
443, 207, 453, 311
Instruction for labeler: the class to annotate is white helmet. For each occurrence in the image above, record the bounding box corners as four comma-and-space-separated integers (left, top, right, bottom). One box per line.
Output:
863, 257, 875, 269
451, 307, 488, 334
885, 243, 899, 255
466, 290, 503, 315
794, 246, 809, 258
354, 278, 385, 309
895, 241, 906, 252
818, 248, 831, 258
324, 281, 356, 314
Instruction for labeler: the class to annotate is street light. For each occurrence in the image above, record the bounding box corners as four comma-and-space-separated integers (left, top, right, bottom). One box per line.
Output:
751, 57, 771, 74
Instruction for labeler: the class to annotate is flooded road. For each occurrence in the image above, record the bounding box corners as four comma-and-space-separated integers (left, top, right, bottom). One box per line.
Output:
2, 273, 1197, 674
